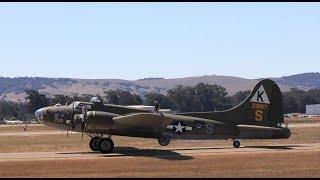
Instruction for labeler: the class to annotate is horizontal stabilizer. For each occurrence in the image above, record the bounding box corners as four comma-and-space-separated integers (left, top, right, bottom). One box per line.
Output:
237, 125, 280, 131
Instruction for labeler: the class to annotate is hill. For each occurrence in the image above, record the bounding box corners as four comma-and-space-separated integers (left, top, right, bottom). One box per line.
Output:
271, 72, 320, 90
0, 75, 297, 102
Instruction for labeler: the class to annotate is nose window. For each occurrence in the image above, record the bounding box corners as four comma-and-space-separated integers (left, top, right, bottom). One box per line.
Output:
54, 112, 65, 123
35, 108, 45, 120
55, 113, 59, 119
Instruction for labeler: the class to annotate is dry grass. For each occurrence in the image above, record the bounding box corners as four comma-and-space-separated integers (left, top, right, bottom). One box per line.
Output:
0, 124, 55, 132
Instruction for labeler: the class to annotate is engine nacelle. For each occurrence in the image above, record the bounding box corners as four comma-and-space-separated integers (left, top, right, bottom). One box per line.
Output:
85, 111, 120, 130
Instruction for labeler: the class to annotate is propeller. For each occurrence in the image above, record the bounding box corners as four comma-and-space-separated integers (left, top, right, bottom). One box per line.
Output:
80, 106, 87, 141
154, 101, 160, 113
66, 106, 87, 140
81, 121, 85, 140
67, 120, 73, 139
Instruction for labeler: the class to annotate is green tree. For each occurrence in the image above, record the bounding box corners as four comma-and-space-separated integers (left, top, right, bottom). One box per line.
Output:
167, 83, 232, 112
282, 91, 299, 113
25, 89, 49, 113
144, 92, 174, 109
132, 93, 143, 105
0, 101, 33, 121
201, 83, 232, 111
282, 88, 320, 113
104, 90, 119, 104
77, 94, 96, 102
104, 89, 143, 105
167, 85, 200, 112
50, 94, 74, 105
231, 90, 251, 107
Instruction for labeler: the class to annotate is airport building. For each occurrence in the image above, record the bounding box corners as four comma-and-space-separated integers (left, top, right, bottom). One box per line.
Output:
306, 104, 320, 115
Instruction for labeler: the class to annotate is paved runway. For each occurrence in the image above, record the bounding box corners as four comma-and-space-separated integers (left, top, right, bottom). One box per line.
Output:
0, 131, 76, 136
0, 142, 319, 162
1, 123, 319, 177
287, 122, 320, 128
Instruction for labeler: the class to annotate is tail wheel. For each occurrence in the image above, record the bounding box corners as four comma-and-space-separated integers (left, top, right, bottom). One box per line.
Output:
158, 136, 171, 146
89, 137, 101, 151
233, 140, 241, 148
99, 138, 114, 154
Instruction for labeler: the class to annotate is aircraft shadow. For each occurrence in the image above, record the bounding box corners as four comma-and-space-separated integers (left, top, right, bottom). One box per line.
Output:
168, 146, 233, 151
58, 147, 193, 161
109, 147, 194, 161
243, 145, 302, 150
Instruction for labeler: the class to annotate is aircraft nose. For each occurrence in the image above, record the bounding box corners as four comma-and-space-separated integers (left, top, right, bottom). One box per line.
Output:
35, 108, 45, 121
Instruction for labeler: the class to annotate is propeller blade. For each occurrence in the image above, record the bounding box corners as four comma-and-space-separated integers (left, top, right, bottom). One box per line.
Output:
81, 121, 85, 141
80, 108, 86, 141
81, 131, 84, 141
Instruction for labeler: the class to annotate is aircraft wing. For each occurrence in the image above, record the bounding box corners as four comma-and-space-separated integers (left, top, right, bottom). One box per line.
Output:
112, 113, 172, 130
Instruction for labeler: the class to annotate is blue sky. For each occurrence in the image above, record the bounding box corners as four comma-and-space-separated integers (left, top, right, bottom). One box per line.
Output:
0, 2, 319, 80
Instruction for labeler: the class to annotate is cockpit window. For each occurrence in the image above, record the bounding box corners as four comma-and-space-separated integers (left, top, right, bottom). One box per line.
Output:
71, 101, 93, 111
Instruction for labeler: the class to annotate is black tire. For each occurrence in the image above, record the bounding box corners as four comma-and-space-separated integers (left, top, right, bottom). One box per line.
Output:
89, 137, 101, 151
158, 136, 171, 146
99, 138, 114, 154
233, 140, 240, 148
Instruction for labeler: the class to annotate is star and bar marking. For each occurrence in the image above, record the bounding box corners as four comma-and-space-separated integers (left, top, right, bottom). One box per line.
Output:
167, 122, 192, 134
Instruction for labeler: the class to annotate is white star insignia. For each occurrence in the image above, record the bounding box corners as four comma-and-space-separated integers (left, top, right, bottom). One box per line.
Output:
174, 122, 185, 133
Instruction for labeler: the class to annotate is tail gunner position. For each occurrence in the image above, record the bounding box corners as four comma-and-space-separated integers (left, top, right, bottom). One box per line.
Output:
35, 79, 291, 154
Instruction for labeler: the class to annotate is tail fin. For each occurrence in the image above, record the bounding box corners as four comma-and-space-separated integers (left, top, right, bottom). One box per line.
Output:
180, 79, 284, 127
232, 79, 284, 126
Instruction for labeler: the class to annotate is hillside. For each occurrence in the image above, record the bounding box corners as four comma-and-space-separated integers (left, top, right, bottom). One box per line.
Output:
0, 75, 297, 102
272, 72, 320, 90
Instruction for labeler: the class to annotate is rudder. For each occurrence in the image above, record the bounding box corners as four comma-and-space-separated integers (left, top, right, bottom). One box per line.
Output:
243, 79, 284, 126
179, 79, 284, 127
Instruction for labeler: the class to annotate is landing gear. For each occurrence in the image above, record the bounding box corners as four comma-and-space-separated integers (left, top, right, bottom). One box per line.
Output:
87, 133, 114, 154
89, 137, 101, 151
233, 140, 241, 148
99, 138, 114, 154
158, 136, 171, 146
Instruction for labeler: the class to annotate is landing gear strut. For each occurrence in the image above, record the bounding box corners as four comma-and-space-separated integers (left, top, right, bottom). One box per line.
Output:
233, 140, 241, 148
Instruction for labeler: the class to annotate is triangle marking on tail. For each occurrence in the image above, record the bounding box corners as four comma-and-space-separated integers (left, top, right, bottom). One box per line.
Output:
250, 85, 270, 104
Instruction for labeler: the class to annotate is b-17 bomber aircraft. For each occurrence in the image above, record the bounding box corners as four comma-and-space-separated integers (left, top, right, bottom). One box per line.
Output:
35, 79, 291, 154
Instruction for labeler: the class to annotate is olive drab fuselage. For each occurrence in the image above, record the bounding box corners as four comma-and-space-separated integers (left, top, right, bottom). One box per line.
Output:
38, 102, 241, 140
36, 79, 291, 141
